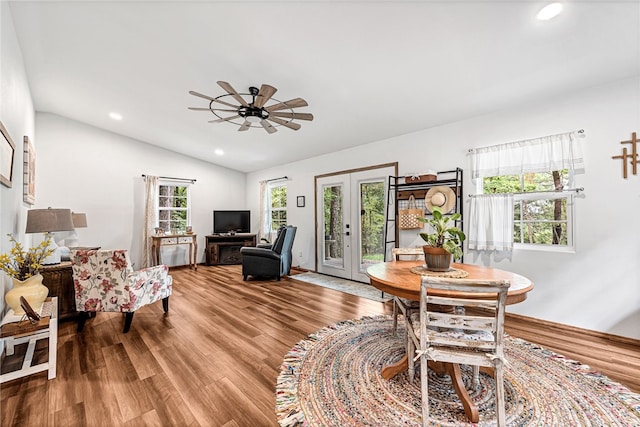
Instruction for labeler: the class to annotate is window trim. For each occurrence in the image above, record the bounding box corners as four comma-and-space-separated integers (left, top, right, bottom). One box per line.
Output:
512, 191, 575, 252
478, 172, 576, 252
267, 181, 287, 234
157, 180, 192, 233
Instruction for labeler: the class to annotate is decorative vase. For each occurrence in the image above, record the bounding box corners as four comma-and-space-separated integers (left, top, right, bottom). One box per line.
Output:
422, 246, 452, 272
5, 274, 49, 315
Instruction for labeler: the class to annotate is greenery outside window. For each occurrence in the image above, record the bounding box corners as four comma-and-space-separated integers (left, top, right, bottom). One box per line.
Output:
269, 183, 287, 232
483, 170, 574, 249
360, 181, 385, 263
158, 182, 190, 233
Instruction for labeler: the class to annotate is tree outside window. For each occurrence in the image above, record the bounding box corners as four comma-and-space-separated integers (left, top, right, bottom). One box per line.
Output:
483, 170, 572, 247
158, 184, 190, 233
323, 185, 343, 259
270, 183, 287, 231
360, 181, 385, 262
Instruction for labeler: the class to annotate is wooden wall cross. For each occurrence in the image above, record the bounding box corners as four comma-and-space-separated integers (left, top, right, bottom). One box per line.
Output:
612, 132, 638, 178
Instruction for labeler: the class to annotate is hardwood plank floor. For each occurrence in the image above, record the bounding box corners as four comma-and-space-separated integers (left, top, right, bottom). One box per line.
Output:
1, 265, 638, 426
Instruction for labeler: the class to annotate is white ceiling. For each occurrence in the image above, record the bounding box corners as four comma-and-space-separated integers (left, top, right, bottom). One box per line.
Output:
8, 1, 640, 173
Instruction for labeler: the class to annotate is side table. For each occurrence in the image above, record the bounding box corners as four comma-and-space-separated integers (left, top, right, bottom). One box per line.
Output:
0, 297, 58, 383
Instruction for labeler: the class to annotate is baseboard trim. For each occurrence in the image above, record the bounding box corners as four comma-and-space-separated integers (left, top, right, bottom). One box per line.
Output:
505, 312, 640, 347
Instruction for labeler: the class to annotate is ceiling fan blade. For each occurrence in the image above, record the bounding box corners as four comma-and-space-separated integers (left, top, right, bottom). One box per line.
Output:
189, 91, 239, 108
217, 81, 249, 107
211, 99, 240, 109
254, 84, 277, 108
267, 116, 301, 131
208, 115, 240, 123
270, 111, 314, 121
260, 119, 277, 134
238, 120, 251, 131
265, 98, 308, 112
189, 90, 216, 101
188, 107, 237, 112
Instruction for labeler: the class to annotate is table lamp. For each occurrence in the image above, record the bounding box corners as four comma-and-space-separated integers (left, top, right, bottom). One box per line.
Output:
25, 208, 75, 264
59, 212, 88, 250
72, 212, 87, 228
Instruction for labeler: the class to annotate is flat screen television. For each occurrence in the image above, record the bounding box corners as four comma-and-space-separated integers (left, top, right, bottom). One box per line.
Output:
213, 210, 251, 234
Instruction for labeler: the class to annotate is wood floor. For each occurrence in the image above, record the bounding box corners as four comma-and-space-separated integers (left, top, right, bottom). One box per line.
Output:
1, 265, 638, 426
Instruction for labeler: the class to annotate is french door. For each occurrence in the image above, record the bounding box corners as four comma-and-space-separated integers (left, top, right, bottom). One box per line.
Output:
315, 164, 396, 283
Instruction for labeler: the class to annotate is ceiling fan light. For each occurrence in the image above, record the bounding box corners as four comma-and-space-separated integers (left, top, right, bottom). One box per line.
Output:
536, 3, 563, 21
189, 82, 311, 132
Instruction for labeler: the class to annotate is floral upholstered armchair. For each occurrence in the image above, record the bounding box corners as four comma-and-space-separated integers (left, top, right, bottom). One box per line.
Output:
69, 249, 172, 333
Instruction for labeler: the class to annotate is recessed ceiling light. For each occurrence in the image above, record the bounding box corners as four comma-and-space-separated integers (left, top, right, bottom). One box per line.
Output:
214, 149, 224, 156
109, 112, 123, 121
536, 3, 563, 21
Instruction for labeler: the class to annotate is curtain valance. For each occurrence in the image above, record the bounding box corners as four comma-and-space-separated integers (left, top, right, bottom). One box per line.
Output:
471, 131, 585, 181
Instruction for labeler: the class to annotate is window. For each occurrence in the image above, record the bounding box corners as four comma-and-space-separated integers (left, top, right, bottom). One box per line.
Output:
483, 170, 574, 249
470, 130, 584, 252
158, 182, 190, 233
269, 182, 287, 231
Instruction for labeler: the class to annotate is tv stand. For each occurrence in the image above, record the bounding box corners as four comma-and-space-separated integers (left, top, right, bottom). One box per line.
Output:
205, 234, 256, 266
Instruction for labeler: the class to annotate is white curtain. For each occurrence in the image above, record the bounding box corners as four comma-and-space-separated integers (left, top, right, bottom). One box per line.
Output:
468, 194, 514, 251
142, 175, 158, 268
471, 131, 585, 181
258, 180, 269, 243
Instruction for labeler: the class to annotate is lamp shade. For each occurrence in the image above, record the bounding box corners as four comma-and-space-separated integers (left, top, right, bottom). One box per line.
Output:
25, 208, 75, 233
72, 212, 88, 228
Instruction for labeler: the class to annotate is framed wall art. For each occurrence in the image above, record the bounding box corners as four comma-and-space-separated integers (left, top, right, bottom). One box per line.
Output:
296, 195, 305, 207
23, 136, 36, 205
0, 121, 15, 188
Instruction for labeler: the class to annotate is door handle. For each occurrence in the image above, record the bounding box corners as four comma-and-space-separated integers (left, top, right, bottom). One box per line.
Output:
345, 231, 350, 236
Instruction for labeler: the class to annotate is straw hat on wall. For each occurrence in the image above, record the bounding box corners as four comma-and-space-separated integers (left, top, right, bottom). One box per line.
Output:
424, 186, 456, 213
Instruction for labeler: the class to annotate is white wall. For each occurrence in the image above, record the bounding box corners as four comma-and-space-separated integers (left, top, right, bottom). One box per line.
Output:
0, 2, 36, 314
3, 0, 638, 340
34, 113, 246, 267
247, 76, 640, 340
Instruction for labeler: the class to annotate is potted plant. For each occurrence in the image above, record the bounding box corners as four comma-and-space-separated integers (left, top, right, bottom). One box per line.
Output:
417, 206, 465, 271
0, 234, 54, 314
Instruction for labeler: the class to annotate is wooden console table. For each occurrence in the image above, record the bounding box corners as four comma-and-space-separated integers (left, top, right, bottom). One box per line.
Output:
151, 233, 197, 270
205, 234, 256, 265
40, 262, 77, 321
1, 297, 58, 383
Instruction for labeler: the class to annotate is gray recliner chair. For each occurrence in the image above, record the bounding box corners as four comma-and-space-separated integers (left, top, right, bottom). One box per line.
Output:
240, 226, 297, 281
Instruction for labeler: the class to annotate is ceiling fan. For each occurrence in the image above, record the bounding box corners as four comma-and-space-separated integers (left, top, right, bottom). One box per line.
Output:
188, 81, 313, 134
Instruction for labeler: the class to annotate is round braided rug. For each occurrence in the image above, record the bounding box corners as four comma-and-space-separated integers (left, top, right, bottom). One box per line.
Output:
275, 315, 640, 426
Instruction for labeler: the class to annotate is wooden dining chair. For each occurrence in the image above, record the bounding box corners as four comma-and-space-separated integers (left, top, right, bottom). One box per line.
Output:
406, 276, 511, 426
390, 247, 423, 334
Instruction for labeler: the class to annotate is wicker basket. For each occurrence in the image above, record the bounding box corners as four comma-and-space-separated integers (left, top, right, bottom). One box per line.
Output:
398, 195, 424, 229
405, 174, 436, 183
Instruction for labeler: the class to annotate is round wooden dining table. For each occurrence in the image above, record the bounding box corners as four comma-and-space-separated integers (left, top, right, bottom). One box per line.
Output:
367, 260, 533, 305
366, 260, 534, 423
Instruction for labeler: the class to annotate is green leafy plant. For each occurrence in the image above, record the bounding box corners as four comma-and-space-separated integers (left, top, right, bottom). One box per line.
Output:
0, 234, 54, 281
417, 206, 466, 259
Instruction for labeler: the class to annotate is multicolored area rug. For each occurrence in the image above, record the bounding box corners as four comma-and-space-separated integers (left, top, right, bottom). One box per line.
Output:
275, 315, 640, 426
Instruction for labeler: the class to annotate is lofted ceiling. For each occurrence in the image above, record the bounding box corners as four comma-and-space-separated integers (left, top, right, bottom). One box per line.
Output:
8, 1, 640, 173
